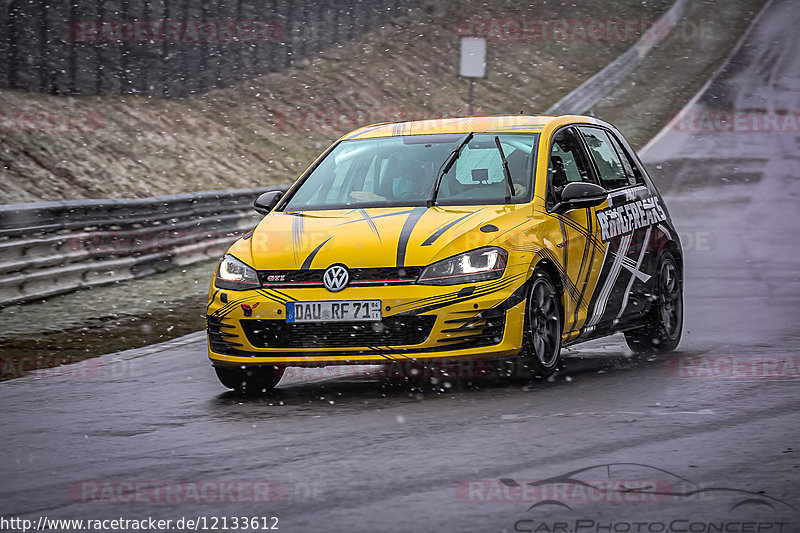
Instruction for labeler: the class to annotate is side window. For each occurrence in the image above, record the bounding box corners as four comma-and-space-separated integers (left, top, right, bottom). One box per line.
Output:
607, 133, 644, 185
547, 128, 593, 209
579, 127, 629, 191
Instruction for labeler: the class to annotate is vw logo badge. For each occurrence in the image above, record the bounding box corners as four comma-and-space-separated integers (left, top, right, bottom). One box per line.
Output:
323, 265, 349, 292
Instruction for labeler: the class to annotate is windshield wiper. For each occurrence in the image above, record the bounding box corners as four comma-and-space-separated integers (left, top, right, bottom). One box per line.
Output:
427, 132, 474, 207
495, 136, 515, 202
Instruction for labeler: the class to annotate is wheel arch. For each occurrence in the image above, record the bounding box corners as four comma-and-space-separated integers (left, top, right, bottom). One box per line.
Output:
531, 258, 566, 334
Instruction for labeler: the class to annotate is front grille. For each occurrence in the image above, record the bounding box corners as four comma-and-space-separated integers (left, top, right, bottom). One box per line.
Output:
240, 315, 437, 348
258, 267, 423, 288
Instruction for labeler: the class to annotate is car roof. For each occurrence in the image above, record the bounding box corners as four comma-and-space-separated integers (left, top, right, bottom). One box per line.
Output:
340, 114, 599, 140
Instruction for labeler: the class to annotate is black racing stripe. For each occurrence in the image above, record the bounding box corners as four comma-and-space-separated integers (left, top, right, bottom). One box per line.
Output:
398, 284, 510, 315
206, 290, 220, 313
339, 209, 415, 225
213, 295, 252, 317
358, 209, 382, 242
537, 207, 604, 249
557, 214, 605, 250
256, 289, 290, 305
558, 216, 568, 275
421, 211, 478, 246
214, 343, 498, 358
490, 275, 533, 312
393, 275, 514, 311
506, 244, 541, 253
572, 209, 599, 331
399, 274, 526, 316
215, 295, 261, 318
583, 234, 622, 329
396, 207, 427, 267
265, 288, 298, 303
394, 277, 513, 313
398, 276, 515, 311
301, 237, 332, 270
568, 210, 591, 332
538, 246, 581, 302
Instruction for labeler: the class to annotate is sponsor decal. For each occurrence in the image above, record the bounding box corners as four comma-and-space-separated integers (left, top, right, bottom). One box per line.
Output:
595, 195, 667, 242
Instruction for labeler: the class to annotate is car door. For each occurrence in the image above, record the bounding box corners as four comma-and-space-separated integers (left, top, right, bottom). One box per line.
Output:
545, 127, 606, 342
577, 126, 661, 331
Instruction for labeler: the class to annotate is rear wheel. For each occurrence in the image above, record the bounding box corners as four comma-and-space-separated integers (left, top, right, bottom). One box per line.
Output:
625, 251, 683, 353
214, 365, 285, 395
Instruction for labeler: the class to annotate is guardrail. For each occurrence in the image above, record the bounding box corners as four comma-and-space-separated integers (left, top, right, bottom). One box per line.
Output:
546, 0, 688, 115
0, 186, 288, 307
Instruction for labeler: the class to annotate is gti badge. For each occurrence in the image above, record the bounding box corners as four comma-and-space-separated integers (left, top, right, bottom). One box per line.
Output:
323, 265, 349, 292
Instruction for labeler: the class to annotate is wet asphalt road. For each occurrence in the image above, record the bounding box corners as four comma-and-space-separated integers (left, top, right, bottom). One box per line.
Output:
2, 1, 799, 531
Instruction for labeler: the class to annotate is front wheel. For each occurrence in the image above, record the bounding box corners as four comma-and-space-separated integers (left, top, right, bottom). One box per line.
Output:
214, 365, 285, 395
625, 251, 683, 353
514, 268, 563, 378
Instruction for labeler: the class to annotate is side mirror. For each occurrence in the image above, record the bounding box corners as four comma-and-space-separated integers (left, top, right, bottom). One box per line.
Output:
253, 191, 284, 215
552, 182, 607, 214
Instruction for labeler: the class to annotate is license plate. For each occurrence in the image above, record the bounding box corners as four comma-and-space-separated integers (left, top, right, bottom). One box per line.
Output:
286, 300, 382, 323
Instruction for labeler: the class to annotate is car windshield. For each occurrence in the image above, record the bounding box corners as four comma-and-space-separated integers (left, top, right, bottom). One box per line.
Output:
281, 133, 538, 211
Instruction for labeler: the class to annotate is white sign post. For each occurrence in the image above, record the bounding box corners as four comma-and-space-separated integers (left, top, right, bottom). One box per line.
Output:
459, 37, 486, 115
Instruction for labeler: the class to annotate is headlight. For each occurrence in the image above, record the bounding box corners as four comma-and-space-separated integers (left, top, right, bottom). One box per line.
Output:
418, 247, 507, 285
215, 255, 261, 290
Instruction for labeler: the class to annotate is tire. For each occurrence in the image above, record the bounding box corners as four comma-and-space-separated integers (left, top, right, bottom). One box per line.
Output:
625, 251, 683, 354
214, 365, 285, 395
510, 267, 563, 378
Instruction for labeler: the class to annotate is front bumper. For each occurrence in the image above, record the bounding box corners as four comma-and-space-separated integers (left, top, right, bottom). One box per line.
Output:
207, 271, 529, 366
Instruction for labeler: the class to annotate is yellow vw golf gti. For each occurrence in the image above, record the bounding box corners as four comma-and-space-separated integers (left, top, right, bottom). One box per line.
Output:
207, 115, 683, 393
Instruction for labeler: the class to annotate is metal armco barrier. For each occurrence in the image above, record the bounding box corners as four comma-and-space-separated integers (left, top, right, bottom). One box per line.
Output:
0, 186, 288, 307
